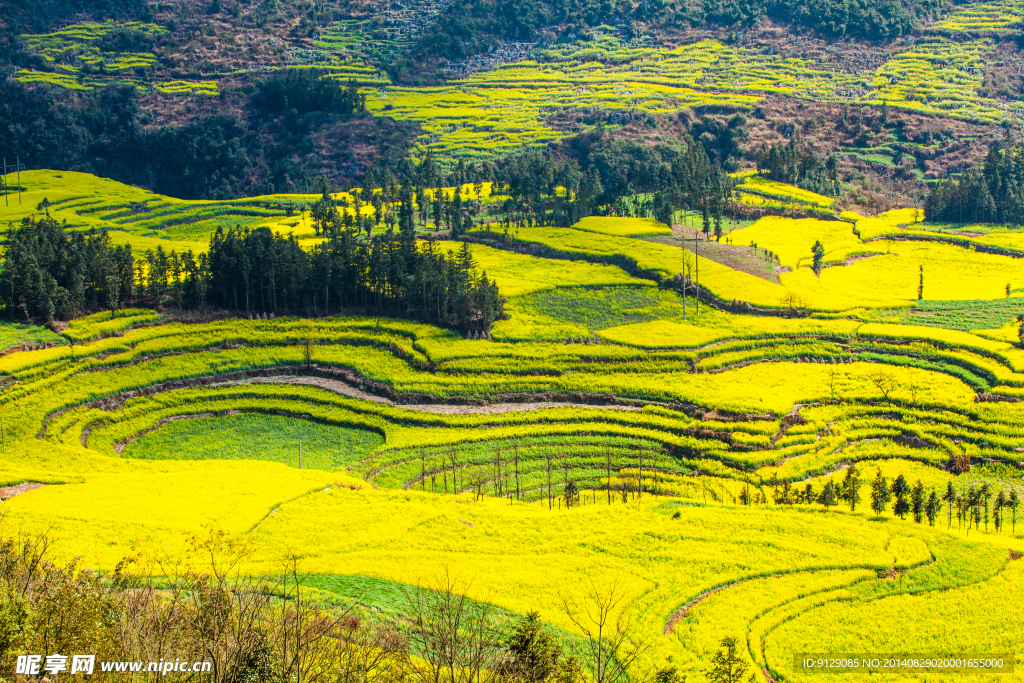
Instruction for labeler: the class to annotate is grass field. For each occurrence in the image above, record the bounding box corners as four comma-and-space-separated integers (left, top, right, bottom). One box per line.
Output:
123, 412, 384, 470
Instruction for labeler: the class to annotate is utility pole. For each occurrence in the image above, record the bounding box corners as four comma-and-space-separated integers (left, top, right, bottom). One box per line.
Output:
1, 420, 5, 453
695, 231, 700, 316
514, 444, 520, 501
16, 157, 21, 205
638, 448, 643, 501
3, 158, 7, 207
606, 447, 612, 505
546, 454, 552, 510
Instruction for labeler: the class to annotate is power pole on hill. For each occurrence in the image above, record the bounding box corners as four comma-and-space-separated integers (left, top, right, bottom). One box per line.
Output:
606, 447, 612, 505
695, 232, 700, 316
546, 454, 552, 510
2, 158, 23, 207
452, 450, 460, 493
1, 419, 5, 453
562, 457, 569, 507
637, 448, 643, 501
514, 444, 520, 501
494, 448, 502, 497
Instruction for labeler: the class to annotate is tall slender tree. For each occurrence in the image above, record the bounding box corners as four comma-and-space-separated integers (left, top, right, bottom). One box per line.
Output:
870, 470, 891, 515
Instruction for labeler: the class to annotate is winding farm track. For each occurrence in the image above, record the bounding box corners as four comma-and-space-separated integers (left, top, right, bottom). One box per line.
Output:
665, 548, 941, 637
235, 376, 644, 415
663, 574, 784, 636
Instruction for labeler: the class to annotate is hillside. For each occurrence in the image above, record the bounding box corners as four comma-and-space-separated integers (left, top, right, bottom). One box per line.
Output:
1, 0, 1022, 209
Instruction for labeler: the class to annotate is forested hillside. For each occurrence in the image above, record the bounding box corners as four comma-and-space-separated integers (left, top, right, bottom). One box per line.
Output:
397, 0, 952, 81
0, 0, 1012, 207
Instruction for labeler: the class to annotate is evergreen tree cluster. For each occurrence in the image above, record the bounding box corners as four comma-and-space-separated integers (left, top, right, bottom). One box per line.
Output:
485, 133, 731, 234
756, 137, 841, 198
0, 216, 133, 322
253, 71, 366, 117
1, 216, 504, 333
0, 73, 387, 200
925, 139, 1024, 225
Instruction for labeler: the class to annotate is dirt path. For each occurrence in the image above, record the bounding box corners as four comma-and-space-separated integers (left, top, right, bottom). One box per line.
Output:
236, 376, 644, 415
651, 227, 782, 283
0, 482, 47, 500
664, 574, 784, 635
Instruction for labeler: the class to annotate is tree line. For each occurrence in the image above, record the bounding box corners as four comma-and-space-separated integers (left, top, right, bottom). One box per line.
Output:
0, 69, 385, 200
747, 464, 1021, 535
0, 214, 504, 333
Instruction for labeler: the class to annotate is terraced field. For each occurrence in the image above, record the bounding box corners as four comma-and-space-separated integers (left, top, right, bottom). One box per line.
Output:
14, 8, 1024, 163
4, 306, 1023, 679
3, 167, 1024, 680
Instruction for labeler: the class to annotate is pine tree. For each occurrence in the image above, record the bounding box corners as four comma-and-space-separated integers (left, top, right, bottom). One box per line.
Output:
943, 482, 956, 528
870, 469, 891, 515
892, 474, 911, 519
994, 490, 1007, 532
911, 479, 925, 523
841, 464, 863, 511
812, 240, 825, 273
925, 489, 941, 526
817, 481, 838, 510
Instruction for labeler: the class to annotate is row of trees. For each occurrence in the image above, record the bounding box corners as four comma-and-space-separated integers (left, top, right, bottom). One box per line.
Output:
867, 470, 944, 524
755, 464, 1021, 535
938, 480, 1022, 535
308, 181, 484, 239
0, 215, 505, 332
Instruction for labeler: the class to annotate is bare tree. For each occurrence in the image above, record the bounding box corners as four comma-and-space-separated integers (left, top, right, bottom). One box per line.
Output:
274, 552, 358, 683
779, 291, 808, 312
906, 371, 920, 405
559, 581, 651, 683
336, 616, 410, 683
869, 369, 898, 404
405, 570, 505, 683
178, 528, 276, 683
